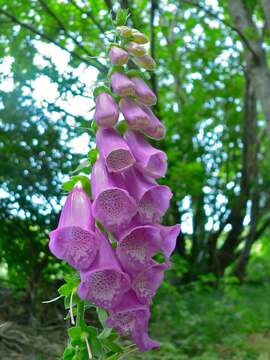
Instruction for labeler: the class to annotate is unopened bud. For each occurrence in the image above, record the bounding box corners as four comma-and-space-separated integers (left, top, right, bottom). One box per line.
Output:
117, 26, 132, 37
131, 29, 149, 44
126, 42, 146, 56
133, 55, 156, 70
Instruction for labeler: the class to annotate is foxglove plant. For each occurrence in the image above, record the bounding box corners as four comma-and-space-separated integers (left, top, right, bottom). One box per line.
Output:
48, 10, 180, 359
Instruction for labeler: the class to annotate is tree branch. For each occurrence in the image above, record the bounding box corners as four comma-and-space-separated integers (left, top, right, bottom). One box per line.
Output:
0, 8, 107, 73
37, 0, 107, 71
69, 0, 111, 41
181, 0, 259, 59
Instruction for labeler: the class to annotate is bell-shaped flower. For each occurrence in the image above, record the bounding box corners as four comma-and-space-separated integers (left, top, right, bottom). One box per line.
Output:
134, 55, 156, 70
49, 186, 98, 271
97, 128, 135, 173
78, 228, 130, 310
107, 290, 159, 352
111, 72, 135, 97
116, 221, 180, 273
126, 42, 146, 57
132, 261, 169, 305
92, 158, 137, 231
131, 77, 157, 106
120, 98, 151, 129
125, 129, 167, 178
141, 106, 166, 139
123, 168, 172, 223
109, 46, 129, 65
94, 92, 119, 128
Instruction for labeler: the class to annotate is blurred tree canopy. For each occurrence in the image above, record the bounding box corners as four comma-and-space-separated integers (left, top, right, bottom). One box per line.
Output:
1, 0, 270, 300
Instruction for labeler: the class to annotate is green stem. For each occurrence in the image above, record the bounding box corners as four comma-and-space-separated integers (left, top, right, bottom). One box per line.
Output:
76, 299, 85, 327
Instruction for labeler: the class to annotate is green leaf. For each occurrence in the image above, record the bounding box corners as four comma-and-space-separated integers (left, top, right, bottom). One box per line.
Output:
98, 327, 112, 339
68, 326, 82, 340
102, 338, 123, 353
58, 284, 72, 297
93, 85, 111, 98
62, 345, 75, 360
87, 148, 98, 165
97, 307, 108, 326
62, 175, 91, 197
114, 9, 130, 26
71, 159, 91, 175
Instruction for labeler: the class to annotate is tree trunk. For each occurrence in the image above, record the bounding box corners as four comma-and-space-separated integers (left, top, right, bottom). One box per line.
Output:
228, 0, 270, 139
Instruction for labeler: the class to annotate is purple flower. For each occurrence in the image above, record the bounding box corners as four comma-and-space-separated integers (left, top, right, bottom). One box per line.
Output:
116, 221, 180, 273
141, 105, 166, 139
78, 228, 130, 310
132, 261, 169, 305
111, 72, 135, 97
91, 158, 137, 231
94, 92, 119, 128
49, 186, 98, 271
96, 128, 135, 173
109, 46, 129, 65
131, 77, 157, 106
123, 168, 172, 223
107, 290, 159, 352
134, 55, 156, 70
125, 129, 167, 178
126, 42, 146, 56
119, 98, 151, 129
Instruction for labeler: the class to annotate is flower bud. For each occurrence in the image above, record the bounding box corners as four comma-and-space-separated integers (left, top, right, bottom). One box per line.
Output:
131, 77, 157, 106
111, 72, 136, 97
117, 25, 132, 37
109, 46, 129, 66
134, 55, 156, 70
131, 29, 149, 44
126, 42, 146, 57
94, 92, 119, 128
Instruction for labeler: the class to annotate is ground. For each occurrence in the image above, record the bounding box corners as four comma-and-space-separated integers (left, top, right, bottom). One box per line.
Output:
1, 282, 270, 360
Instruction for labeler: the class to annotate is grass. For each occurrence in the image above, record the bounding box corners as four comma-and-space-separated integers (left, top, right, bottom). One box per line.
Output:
129, 280, 270, 360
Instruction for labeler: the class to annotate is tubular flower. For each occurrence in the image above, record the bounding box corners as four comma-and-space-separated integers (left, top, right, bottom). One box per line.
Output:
111, 72, 135, 97
131, 77, 157, 106
49, 186, 98, 271
78, 228, 130, 310
91, 157, 137, 231
94, 92, 119, 128
141, 105, 166, 139
109, 46, 129, 65
116, 222, 180, 274
125, 129, 167, 178
123, 168, 172, 223
119, 97, 151, 129
131, 261, 169, 305
96, 127, 135, 173
107, 291, 160, 352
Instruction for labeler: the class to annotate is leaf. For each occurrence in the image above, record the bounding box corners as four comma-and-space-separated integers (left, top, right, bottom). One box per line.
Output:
58, 284, 72, 297
102, 338, 123, 353
87, 148, 98, 165
68, 326, 82, 340
98, 327, 112, 339
62, 175, 91, 197
71, 159, 91, 175
97, 307, 108, 327
62, 345, 75, 360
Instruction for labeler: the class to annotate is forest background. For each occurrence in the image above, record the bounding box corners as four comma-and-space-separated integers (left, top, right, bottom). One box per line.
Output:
1, 0, 270, 359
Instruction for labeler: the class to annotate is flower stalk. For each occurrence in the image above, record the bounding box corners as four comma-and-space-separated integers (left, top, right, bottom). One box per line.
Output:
49, 9, 180, 359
